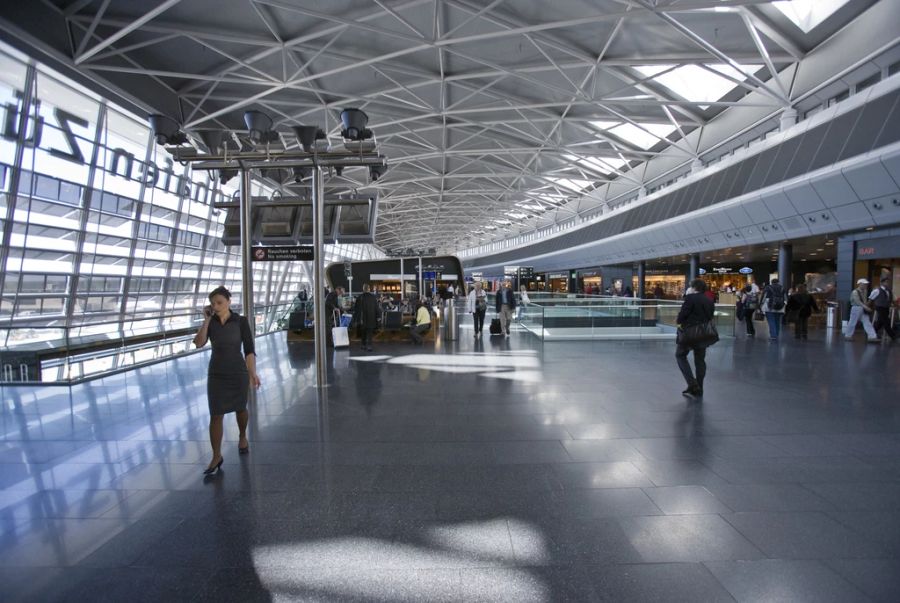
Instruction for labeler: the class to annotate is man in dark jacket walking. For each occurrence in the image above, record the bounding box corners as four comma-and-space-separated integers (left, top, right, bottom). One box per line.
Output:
786, 283, 818, 339
354, 283, 379, 351
869, 276, 897, 341
676, 279, 716, 398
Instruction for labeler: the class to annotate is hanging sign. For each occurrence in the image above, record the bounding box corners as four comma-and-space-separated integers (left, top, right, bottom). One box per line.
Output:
698, 268, 707, 275
251, 246, 314, 261
739, 267, 753, 274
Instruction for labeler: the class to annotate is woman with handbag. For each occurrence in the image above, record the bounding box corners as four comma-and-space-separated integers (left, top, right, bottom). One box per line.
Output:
675, 279, 717, 399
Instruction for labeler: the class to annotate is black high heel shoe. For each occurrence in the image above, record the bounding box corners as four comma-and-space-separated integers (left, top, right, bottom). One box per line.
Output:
203, 457, 223, 475
238, 445, 249, 455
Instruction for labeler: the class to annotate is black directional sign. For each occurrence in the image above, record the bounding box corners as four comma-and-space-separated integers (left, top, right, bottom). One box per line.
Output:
251, 246, 315, 261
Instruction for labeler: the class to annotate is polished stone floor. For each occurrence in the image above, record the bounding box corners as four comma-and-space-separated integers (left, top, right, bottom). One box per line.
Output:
1, 328, 899, 602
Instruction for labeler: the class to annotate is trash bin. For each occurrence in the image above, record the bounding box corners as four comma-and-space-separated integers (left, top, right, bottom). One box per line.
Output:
443, 304, 459, 341
826, 302, 839, 329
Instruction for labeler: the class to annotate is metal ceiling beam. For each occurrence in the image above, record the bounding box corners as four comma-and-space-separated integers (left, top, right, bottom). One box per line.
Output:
74, 0, 184, 65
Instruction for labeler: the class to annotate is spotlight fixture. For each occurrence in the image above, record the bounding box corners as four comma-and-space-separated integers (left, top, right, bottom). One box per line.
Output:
243, 110, 280, 144
219, 168, 237, 185
148, 114, 188, 145
291, 125, 329, 152
340, 108, 371, 141
198, 130, 236, 154
369, 164, 387, 182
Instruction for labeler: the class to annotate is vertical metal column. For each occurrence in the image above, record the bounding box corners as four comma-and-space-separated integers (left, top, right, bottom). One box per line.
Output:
688, 253, 700, 284
240, 168, 254, 328
778, 242, 792, 288
312, 166, 327, 387
637, 261, 646, 299
399, 257, 404, 302
418, 256, 423, 301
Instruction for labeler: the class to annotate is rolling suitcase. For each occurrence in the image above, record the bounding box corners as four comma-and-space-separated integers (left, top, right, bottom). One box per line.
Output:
489, 318, 502, 335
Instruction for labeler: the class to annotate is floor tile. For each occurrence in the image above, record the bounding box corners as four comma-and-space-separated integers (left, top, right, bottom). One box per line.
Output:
705, 559, 870, 602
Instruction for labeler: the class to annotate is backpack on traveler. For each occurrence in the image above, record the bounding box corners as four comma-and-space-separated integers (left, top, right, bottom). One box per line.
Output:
767, 283, 785, 311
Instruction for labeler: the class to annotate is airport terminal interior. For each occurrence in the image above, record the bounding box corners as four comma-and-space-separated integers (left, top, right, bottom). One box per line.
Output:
1, 1, 900, 601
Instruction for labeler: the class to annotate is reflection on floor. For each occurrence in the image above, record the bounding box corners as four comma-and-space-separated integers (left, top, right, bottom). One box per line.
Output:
1, 331, 899, 601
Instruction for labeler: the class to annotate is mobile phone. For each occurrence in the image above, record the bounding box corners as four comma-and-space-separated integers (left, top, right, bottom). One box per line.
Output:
204, 306, 212, 317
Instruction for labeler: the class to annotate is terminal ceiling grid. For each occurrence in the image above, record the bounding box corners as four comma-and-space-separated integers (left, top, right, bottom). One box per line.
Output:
0, 0, 883, 255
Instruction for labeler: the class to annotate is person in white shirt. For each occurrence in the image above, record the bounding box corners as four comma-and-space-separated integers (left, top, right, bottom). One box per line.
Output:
518, 285, 530, 320
844, 278, 879, 342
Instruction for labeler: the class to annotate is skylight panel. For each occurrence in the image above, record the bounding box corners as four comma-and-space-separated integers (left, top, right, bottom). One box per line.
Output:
589, 121, 677, 150
564, 153, 628, 173
635, 64, 761, 109
506, 211, 529, 220
548, 177, 593, 193
772, 0, 850, 33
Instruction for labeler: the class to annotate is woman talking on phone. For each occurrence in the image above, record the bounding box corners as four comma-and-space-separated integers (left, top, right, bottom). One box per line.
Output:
193, 286, 261, 475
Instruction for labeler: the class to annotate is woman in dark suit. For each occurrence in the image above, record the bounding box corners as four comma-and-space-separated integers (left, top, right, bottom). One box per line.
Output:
193, 286, 261, 475
676, 279, 715, 399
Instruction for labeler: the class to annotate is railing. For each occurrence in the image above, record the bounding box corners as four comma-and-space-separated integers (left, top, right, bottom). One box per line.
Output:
0, 302, 294, 385
515, 297, 735, 341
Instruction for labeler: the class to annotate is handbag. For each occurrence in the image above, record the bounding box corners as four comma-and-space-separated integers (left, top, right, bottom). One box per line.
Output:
676, 320, 719, 347
332, 325, 349, 347
753, 310, 765, 321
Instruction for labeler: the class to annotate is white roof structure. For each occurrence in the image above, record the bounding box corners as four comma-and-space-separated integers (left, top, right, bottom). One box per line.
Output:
0, 0, 892, 255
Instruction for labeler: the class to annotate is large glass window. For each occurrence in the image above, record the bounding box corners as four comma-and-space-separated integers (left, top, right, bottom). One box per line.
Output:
0, 41, 381, 379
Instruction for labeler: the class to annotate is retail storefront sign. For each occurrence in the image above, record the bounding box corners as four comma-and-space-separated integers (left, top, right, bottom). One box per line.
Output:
857, 235, 900, 259
739, 267, 753, 274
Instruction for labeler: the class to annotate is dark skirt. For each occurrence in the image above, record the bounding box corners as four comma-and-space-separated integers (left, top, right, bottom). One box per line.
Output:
207, 372, 250, 415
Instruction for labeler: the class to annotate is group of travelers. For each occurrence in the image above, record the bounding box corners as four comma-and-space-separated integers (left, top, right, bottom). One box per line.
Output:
679, 274, 896, 401
843, 276, 897, 342
734, 276, 896, 343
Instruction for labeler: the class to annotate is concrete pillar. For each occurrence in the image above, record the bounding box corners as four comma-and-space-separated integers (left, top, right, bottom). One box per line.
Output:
688, 253, 700, 283
780, 108, 798, 132
778, 242, 793, 288
637, 261, 646, 299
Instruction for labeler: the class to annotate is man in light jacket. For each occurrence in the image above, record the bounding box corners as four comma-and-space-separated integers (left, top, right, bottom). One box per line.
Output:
495, 280, 516, 337
844, 278, 879, 342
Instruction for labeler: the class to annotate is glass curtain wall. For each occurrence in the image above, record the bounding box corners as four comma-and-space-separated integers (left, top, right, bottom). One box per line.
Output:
0, 42, 380, 383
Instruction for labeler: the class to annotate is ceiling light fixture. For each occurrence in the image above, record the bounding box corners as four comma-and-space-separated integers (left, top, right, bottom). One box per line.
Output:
148, 114, 188, 145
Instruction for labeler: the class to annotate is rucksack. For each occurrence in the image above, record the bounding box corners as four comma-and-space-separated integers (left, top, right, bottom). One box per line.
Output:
768, 285, 785, 311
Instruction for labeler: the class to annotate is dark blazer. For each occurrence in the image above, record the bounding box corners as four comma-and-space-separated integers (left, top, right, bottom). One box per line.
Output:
353, 291, 379, 329
495, 287, 517, 312
325, 291, 340, 325
786, 292, 818, 318
677, 292, 715, 328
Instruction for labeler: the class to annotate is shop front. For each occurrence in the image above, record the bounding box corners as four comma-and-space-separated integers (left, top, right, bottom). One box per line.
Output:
545, 271, 569, 293
644, 270, 686, 299
844, 233, 900, 307
577, 269, 602, 295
